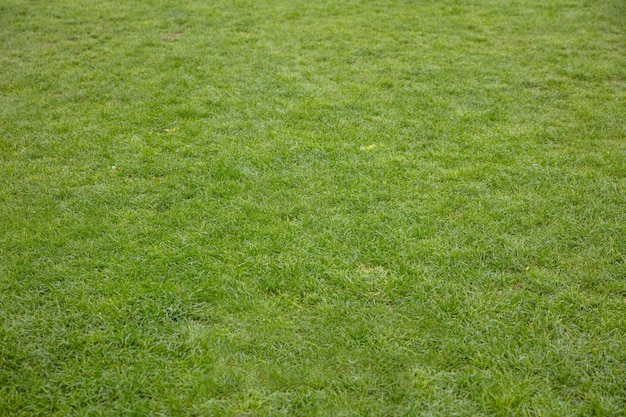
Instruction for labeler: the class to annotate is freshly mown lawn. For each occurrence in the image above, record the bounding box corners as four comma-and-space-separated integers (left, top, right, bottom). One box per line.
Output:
1, 0, 625, 415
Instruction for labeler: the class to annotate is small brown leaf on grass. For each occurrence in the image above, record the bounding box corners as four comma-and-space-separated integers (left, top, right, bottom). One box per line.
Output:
162, 31, 184, 41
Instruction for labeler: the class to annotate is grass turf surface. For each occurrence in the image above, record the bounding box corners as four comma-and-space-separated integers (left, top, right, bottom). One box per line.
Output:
1, 0, 625, 415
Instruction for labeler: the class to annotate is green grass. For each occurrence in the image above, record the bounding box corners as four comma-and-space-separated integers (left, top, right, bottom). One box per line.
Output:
1, 0, 625, 415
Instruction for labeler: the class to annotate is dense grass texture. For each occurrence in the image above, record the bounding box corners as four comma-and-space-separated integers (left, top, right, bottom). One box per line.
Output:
1, 0, 625, 415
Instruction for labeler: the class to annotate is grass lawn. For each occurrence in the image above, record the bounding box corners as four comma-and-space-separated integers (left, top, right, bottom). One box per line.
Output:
1, 0, 625, 415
